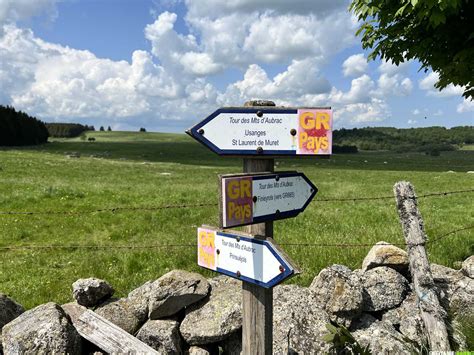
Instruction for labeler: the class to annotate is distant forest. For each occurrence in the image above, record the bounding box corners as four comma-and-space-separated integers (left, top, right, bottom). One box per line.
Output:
1, 104, 473, 153
333, 126, 474, 153
46, 123, 95, 138
0, 105, 49, 146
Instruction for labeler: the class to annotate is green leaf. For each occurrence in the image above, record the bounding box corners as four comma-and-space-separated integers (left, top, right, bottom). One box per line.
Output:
395, 3, 409, 17
321, 333, 335, 343
325, 323, 338, 333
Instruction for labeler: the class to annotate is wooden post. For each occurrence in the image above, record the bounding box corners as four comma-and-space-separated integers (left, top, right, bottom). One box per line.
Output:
393, 181, 451, 352
242, 100, 275, 355
62, 303, 158, 354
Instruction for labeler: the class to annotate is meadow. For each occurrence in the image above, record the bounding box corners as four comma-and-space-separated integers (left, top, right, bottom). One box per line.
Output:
0, 131, 473, 309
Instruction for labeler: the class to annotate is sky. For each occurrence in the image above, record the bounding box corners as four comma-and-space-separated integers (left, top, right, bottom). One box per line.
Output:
0, 0, 472, 132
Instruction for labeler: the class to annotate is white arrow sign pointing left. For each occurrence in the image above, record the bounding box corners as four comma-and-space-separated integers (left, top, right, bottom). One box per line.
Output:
197, 226, 299, 288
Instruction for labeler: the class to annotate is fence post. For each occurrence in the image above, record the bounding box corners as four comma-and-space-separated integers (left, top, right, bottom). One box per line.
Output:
393, 181, 451, 351
242, 100, 275, 355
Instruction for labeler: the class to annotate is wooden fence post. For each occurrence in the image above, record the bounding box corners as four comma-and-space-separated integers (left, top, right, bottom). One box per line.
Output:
63, 303, 158, 354
242, 100, 275, 355
393, 181, 451, 351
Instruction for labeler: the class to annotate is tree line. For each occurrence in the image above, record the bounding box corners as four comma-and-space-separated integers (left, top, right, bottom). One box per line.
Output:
46, 123, 95, 138
333, 126, 474, 152
0, 105, 49, 146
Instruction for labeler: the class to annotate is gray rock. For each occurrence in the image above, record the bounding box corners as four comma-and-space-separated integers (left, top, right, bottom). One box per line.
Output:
382, 293, 426, 345
438, 275, 474, 318
273, 285, 331, 354
431, 263, 463, 284
127, 280, 154, 320
136, 319, 182, 354
0, 294, 24, 330
72, 278, 114, 307
2, 302, 81, 354
187, 346, 210, 355
310, 264, 363, 327
180, 276, 242, 345
461, 255, 474, 278
149, 270, 210, 319
430, 263, 472, 316
94, 298, 144, 334
428, 263, 473, 350
362, 267, 409, 311
450, 275, 474, 314
351, 313, 412, 354
362, 241, 409, 275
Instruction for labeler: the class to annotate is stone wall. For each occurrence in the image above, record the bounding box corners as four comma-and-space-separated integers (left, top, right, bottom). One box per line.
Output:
1, 244, 472, 354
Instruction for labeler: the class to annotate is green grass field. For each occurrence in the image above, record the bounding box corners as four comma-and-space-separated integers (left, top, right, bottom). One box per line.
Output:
0, 131, 473, 309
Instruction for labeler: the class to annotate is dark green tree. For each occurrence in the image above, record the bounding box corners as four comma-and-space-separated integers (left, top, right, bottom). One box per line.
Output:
99, 126, 105, 131
107, 126, 112, 131
46, 123, 89, 137
0, 105, 49, 146
350, 0, 474, 99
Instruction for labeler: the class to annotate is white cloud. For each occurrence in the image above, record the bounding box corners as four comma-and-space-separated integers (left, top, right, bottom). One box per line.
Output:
182, 0, 357, 68
332, 74, 375, 104
0, 25, 216, 123
377, 73, 413, 96
184, 0, 348, 18
342, 54, 368, 77
0, 2, 406, 129
378, 59, 410, 76
179, 52, 223, 76
376, 59, 413, 96
243, 12, 356, 63
219, 58, 331, 106
408, 119, 417, 125
334, 98, 388, 124
419, 72, 437, 90
0, 0, 58, 31
412, 109, 420, 115
296, 76, 388, 125
457, 99, 474, 113
419, 72, 464, 97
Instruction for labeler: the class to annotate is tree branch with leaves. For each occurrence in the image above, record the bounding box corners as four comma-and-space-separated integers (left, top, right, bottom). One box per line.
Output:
350, 0, 474, 99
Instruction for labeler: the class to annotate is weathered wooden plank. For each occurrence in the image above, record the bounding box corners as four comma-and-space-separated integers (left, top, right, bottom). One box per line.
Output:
242, 156, 274, 355
393, 181, 451, 352
62, 303, 158, 354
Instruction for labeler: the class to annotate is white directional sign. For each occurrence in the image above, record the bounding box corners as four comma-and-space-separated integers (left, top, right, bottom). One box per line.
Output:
197, 226, 298, 288
220, 171, 317, 228
187, 107, 332, 156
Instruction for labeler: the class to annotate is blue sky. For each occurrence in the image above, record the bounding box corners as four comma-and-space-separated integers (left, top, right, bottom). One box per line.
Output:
0, 0, 472, 132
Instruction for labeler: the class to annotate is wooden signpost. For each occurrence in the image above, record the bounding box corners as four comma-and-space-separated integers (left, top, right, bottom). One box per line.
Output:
186, 106, 332, 156
219, 171, 317, 228
197, 226, 298, 288
189, 100, 332, 354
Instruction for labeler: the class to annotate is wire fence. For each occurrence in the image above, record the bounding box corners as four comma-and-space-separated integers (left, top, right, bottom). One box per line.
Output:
0, 187, 472, 252
0, 224, 472, 252
0, 188, 472, 216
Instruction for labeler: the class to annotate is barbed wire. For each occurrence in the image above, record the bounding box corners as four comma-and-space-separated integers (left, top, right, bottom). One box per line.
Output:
280, 224, 474, 248
0, 243, 196, 251
316, 188, 474, 202
0, 202, 217, 216
0, 189, 472, 216
0, 224, 471, 252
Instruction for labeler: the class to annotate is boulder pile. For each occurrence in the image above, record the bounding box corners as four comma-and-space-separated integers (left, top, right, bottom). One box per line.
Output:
1, 245, 472, 354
